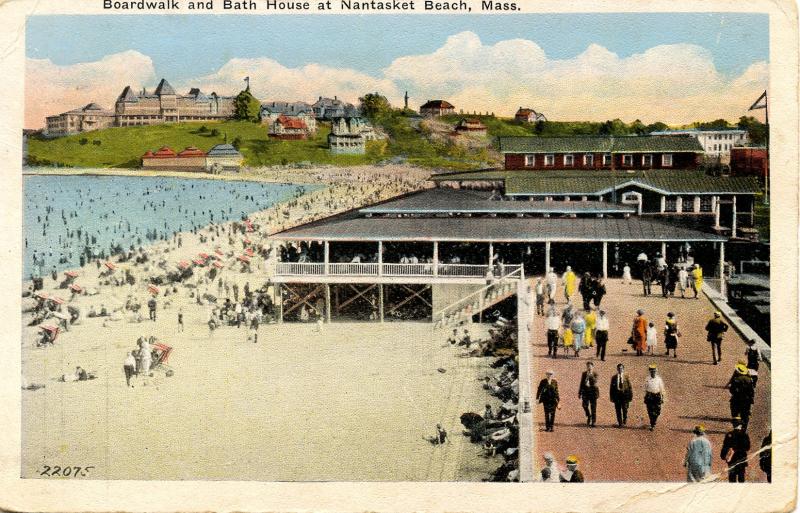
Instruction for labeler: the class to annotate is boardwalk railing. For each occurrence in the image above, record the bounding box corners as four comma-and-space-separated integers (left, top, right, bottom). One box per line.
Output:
275, 262, 523, 279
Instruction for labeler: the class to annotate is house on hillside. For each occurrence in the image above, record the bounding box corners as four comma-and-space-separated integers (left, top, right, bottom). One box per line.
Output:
268, 114, 310, 140
312, 96, 357, 120
420, 99, 455, 117
45, 103, 115, 137
514, 107, 547, 124
260, 101, 316, 133
328, 116, 378, 155
453, 118, 487, 136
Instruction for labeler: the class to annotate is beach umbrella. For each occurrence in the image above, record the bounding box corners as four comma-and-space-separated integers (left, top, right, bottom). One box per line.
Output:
245, 247, 255, 256
69, 284, 82, 293
147, 284, 160, 295
49, 296, 65, 305
104, 261, 116, 271
214, 249, 224, 257
237, 255, 251, 263
212, 261, 224, 269
192, 258, 205, 266
177, 261, 191, 270
64, 270, 79, 278
243, 237, 252, 245
198, 252, 210, 260
244, 219, 254, 232
34, 292, 49, 300
39, 325, 59, 333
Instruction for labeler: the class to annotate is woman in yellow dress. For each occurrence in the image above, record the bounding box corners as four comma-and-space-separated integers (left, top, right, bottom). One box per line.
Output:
562, 326, 574, 357
583, 308, 596, 348
563, 266, 577, 301
691, 264, 703, 299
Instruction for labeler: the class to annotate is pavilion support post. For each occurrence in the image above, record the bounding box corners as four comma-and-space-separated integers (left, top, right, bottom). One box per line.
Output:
325, 283, 331, 323
714, 196, 721, 229
378, 241, 383, 276
488, 242, 494, 266
602, 242, 608, 278
433, 241, 439, 276
719, 241, 727, 297
323, 241, 330, 275
379, 284, 384, 323
277, 283, 283, 324
732, 196, 738, 238
661, 242, 667, 259
660, 196, 666, 213
545, 241, 551, 274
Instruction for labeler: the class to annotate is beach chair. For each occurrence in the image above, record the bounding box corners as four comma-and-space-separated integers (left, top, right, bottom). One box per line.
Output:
150, 342, 173, 373
38, 325, 59, 345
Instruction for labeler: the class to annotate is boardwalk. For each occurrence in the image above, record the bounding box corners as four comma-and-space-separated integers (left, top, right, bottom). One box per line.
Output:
527, 279, 771, 482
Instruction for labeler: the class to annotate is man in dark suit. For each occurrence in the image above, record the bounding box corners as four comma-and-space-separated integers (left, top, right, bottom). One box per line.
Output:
609, 363, 633, 427
578, 361, 600, 427
721, 416, 751, 482
536, 370, 560, 432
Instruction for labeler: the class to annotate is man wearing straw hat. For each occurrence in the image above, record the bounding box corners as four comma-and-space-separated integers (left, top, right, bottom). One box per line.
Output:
560, 455, 584, 482
684, 425, 713, 482
727, 362, 755, 431
643, 364, 665, 431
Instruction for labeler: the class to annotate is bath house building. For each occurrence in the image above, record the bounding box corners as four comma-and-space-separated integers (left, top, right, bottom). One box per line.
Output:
268, 138, 760, 323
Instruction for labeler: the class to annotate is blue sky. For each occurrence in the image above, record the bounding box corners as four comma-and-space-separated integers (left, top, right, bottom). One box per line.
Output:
27, 13, 768, 79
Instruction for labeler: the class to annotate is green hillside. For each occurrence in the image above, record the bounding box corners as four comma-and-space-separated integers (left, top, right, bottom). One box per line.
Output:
26, 121, 385, 168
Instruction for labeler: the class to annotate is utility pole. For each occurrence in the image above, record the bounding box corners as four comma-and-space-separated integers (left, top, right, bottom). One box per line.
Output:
748, 90, 768, 205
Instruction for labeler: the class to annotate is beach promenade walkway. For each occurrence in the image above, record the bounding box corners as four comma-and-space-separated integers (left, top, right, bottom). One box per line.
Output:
527, 280, 771, 482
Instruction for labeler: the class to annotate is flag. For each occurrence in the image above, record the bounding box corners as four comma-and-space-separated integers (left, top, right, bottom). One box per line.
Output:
749, 91, 767, 111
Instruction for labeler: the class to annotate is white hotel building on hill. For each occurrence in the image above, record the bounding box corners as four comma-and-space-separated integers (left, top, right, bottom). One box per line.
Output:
650, 128, 749, 158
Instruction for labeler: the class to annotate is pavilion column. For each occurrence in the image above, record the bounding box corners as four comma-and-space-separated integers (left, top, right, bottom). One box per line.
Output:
488, 242, 494, 265
378, 284, 384, 323
545, 241, 551, 274
675, 196, 683, 213
693, 196, 701, 213
277, 283, 283, 324
433, 241, 439, 276
378, 241, 383, 276
713, 196, 721, 229
323, 241, 330, 275
660, 196, 666, 213
325, 284, 331, 323
661, 242, 667, 259
602, 242, 608, 278
732, 196, 738, 238
719, 241, 727, 297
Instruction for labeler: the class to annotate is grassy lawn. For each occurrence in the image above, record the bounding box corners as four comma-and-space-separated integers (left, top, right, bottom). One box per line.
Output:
27, 117, 496, 171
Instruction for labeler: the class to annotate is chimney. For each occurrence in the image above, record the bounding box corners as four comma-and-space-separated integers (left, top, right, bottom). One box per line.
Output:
334, 95, 337, 100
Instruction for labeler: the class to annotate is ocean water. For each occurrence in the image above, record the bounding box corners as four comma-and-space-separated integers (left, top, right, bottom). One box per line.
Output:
23, 175, 317, 278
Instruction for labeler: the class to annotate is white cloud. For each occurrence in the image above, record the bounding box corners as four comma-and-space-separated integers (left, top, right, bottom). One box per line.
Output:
25, 32, 768, 127
187, 57, 400, 107
25, 51, 156, 128
384, 32, 768, 123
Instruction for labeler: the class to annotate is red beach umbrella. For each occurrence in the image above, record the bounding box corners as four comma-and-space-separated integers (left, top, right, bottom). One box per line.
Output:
237, 255, 251, 263
148, 284, 160, 295
49, 296, 65, 305
104, 261, 116, 271
69, 284, 82, 293
64, 270, 79, 278
177, 261, 191, 270
212, 261, 223, 269
192, 258, 205, 266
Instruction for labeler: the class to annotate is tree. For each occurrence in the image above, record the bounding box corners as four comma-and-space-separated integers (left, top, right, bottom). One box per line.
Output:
629, 119, 647, 135
234, 89, 261, 122
737, 116, 767, 145
645, 121, 668, 133
694, 118, 731, 130
359, 92, 392, 119
231, 136, 242, 150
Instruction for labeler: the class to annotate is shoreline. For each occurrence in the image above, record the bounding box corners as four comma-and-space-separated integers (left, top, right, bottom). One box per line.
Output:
22, 164, 436, 186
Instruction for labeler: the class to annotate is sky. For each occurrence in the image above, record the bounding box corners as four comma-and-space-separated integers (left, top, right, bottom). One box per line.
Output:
25, 13, 769, 128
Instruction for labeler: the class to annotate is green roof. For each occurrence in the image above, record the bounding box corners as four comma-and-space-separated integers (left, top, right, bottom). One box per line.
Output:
498, 135, 704, 154
504, 171, 761, 195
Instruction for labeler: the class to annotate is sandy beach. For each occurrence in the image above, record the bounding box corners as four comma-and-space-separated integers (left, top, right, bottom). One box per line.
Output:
20, 164, 507, 480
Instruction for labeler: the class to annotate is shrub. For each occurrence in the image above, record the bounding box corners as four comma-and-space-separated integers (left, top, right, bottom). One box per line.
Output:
210, 128, 220, 137
79, 138, 88, 145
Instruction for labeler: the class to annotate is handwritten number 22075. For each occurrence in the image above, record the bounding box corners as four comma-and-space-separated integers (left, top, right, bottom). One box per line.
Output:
39, 465, 94, 477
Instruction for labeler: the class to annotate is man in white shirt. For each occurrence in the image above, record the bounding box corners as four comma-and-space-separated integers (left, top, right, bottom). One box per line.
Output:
545, 310, 561, 358
546, 267, 558, 301
123, 352, 136, 387
644, 364, 666, 430
539, 452, 560, 482
595, 310, 609, 361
